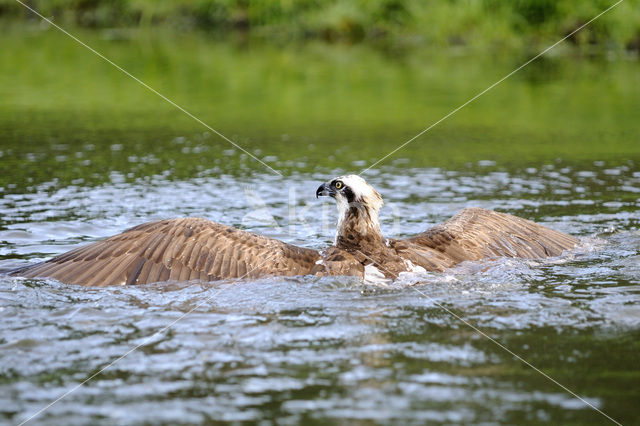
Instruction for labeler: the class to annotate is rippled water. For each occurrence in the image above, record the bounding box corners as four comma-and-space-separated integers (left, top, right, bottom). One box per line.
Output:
1, 164, 639, 424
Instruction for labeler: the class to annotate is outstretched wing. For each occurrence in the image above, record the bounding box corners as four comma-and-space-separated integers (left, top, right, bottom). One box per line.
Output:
11, 218, 321, 286
392, 208, 578, 271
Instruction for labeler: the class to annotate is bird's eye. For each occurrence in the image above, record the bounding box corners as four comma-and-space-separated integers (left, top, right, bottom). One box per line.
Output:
335, 181, 343, 190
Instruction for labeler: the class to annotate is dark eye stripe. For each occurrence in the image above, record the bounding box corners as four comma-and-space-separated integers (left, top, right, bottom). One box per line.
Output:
343, 187, 355, 203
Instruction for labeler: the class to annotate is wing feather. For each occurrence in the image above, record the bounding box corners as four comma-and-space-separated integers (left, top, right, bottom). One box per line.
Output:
157, 263, 171, 283
176, 263, 190, 282
135, 255, 156, 284
394, 208, 577, 271
210, 246, 225, 277
142, 232, 167, 260
11, 218, 321, 286
126, 257, 146, 286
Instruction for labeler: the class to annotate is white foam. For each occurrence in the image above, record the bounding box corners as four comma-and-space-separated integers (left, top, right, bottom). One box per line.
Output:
402, 258, 427, 274
364, 264, 392, 285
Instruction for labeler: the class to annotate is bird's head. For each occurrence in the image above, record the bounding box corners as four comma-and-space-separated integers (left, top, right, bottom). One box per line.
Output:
316, 175, 383, 211
316, 175, 384, 244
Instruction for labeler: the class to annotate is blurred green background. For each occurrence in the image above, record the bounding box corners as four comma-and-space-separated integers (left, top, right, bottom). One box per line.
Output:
1, 0, 639, 192
3, 0, 640, 50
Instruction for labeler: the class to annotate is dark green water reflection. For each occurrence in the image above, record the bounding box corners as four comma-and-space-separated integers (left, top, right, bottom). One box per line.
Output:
1, 27, 639, 193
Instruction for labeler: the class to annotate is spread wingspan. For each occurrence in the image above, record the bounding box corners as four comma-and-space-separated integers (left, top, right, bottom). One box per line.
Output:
11, 177, 581, 286
11, 218, 321, 286
392, 208, 578, 271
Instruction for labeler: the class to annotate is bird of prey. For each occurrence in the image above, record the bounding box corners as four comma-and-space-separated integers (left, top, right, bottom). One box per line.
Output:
10, 175, 577, 286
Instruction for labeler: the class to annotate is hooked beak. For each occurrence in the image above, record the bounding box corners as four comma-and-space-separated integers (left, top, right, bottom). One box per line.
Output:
316, 182, 335, 198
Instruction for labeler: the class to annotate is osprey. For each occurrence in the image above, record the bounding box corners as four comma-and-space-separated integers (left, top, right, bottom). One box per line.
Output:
10, 175, 577, 286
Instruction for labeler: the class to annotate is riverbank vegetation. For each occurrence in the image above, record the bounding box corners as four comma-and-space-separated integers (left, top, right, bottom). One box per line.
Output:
3, 0, 640, 52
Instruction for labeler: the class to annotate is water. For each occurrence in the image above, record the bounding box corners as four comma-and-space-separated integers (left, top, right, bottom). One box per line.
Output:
1, 166, 639, 424
1, 28, 639, 424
